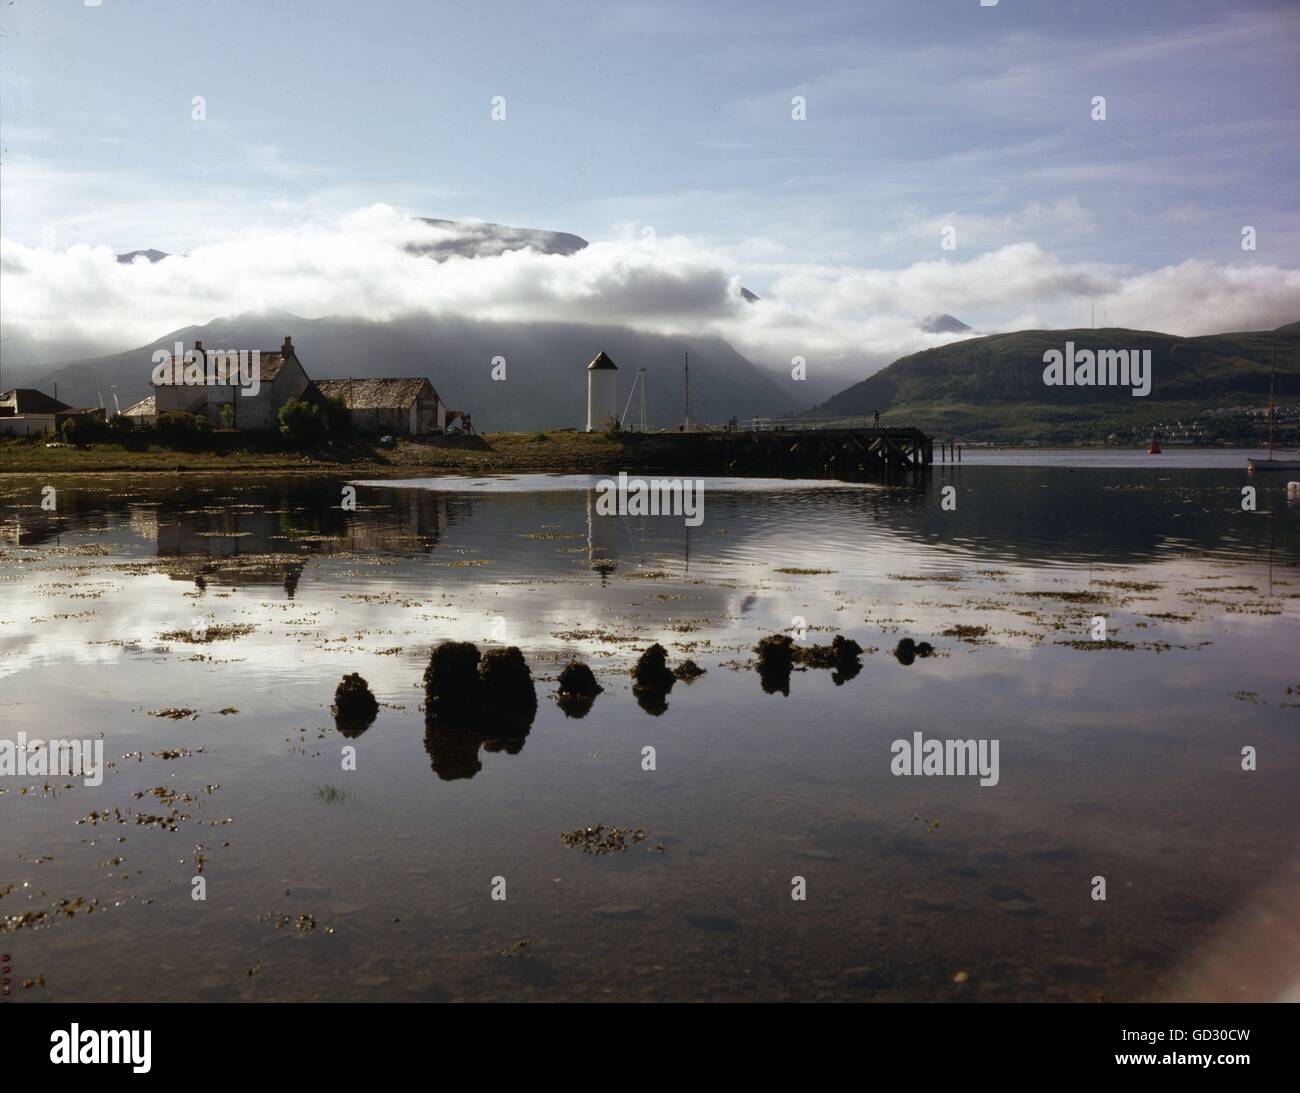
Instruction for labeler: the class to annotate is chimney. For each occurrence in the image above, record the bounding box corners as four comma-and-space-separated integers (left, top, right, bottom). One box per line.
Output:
283, 336, 292, 351
194, 340, 204, 352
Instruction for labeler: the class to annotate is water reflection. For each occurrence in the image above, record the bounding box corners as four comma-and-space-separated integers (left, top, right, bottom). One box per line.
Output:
1, 464, 1297, 1002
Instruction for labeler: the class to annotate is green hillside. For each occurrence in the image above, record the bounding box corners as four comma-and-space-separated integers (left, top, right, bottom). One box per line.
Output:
814, 322, 1300, 444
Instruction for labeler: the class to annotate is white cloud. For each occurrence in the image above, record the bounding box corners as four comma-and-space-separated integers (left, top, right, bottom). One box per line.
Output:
1, 205, 1296, 381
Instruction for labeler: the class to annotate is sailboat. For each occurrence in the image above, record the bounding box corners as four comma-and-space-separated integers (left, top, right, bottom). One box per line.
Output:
1247, 347, 1300, 472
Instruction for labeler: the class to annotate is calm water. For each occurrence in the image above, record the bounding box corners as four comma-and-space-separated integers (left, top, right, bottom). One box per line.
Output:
1, 458, 1297, 1001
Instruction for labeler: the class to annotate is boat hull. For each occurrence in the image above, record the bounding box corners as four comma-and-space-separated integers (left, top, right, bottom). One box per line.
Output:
1247, 459, 1300, 471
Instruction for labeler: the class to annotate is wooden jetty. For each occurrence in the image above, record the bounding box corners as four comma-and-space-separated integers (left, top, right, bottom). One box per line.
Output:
641, 417, 934, 481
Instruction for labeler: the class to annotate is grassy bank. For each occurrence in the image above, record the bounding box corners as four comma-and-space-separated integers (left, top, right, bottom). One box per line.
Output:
0, 430, 704, 477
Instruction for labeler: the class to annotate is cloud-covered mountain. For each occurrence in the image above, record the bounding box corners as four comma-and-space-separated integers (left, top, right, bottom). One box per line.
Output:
406, 218, 589, 260
919, 313, 971, 334
27, 311, 800, 430
5, 209, 1299, 409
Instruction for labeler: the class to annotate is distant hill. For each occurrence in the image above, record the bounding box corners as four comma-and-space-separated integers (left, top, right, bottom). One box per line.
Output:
813, 322, 1300, 443
26, 312, 798, 431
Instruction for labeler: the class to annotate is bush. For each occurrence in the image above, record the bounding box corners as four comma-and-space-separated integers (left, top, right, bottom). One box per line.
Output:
278, 397, 326, 448
59, 414, 110, 446
155, 411, 214, 451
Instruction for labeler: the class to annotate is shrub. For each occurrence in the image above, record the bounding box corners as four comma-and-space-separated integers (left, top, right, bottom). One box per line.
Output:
155, 411, 214, 451
278, 397, 326, 448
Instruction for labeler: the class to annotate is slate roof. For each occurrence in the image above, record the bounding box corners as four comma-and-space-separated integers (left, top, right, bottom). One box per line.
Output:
313, 378, 435, 410
1, 388, 72, 414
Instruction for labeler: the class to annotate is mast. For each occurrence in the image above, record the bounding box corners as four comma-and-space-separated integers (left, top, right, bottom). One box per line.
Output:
1267, 346, 1276, 458
683, 351, 691, 432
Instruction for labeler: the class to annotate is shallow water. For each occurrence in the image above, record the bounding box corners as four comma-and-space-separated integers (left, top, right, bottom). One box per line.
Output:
1, 463, 1297, 1001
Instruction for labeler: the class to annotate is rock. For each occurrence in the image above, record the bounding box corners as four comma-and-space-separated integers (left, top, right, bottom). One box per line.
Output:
632, 643, 675, 690
423, 641, 483, 714
754, 633, 794, 673
331, 672, 378, 736
893, 637, 935, 665
755, 633, 794, 695
557, 659, 602, 697
479, 645, 537, 725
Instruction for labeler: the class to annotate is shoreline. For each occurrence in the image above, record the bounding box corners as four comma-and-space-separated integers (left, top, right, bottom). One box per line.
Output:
0, 431, 1279, 478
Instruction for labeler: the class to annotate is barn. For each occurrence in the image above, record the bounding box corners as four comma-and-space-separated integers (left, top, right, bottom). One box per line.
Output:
312, 377, 446, 436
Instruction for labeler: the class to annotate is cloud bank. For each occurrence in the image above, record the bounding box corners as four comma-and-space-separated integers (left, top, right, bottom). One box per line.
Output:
2, 205, 1296, 381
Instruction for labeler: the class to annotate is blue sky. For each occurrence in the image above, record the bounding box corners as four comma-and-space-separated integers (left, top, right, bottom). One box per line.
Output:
1, 0, 1297, 370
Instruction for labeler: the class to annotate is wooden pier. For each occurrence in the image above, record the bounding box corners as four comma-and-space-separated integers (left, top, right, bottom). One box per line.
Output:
635, 418, 934, 481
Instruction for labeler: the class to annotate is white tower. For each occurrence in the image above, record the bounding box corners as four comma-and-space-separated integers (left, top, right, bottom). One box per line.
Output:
585, 350, 618, 432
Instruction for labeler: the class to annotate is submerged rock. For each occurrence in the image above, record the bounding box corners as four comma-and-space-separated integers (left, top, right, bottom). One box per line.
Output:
331, 672, 378, 736
672, 659, 706, 682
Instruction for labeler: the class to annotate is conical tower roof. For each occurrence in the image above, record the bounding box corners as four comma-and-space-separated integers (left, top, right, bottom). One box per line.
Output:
587, 350, 618, 371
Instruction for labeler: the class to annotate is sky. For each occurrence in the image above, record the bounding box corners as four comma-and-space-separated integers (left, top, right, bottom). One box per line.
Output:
1, 0, 1298, 376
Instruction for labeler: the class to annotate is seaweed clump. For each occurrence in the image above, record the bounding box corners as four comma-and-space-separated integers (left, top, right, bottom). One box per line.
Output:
479, 646, 538, 725
672, 659, 706, 682
556, 659, 603, 719
755, 634, 794, 695
794, 635, 864, 684
631, 643, 676, 716
632, 644, 676, 690
331, 673, 378, 737
422, 640, 483, 716
421, 641, 539, 779
893, 638, 935, 666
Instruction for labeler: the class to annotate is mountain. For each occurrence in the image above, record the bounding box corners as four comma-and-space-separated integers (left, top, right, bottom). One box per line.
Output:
919, 313, 971, 334
26, 312, 798, 430
813, 322, 1300, 443
408, 218, 589, 260
116, 249, 170, 264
